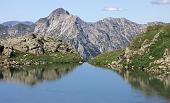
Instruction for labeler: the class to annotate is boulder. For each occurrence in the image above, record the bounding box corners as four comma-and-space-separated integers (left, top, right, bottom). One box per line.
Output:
3, 46, 15, 58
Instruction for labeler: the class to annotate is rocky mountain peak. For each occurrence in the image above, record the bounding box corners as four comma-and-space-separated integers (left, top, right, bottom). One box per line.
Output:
33, 8, 147, 59
49, 8, 70, 17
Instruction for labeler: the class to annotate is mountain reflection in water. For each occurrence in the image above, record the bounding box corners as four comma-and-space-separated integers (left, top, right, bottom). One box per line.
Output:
0, 64, 79, 86
119, 70, 170, 99
0, 63, 170, 103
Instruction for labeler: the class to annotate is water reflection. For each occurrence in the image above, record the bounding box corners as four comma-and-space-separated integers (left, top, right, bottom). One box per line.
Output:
0, 64, 79, 86
119, 71, 170, 99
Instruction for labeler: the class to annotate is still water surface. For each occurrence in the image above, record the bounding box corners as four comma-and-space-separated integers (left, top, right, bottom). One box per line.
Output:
0, 63, 170, 103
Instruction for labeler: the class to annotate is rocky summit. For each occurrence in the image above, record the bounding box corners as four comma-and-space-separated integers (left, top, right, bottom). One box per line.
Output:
34, 8, 145, 59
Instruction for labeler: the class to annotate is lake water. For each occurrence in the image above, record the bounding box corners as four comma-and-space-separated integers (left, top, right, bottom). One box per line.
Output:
0, 63, 170, 103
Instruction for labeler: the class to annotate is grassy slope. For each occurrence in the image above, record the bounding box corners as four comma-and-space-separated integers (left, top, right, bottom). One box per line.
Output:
89, 24, 170, 69
89, 49, 124, 67
12, 50, 83, 64
129, 24, 170, 68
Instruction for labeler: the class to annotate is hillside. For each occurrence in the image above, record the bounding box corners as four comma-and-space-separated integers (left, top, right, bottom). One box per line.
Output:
90, 24, 170, 78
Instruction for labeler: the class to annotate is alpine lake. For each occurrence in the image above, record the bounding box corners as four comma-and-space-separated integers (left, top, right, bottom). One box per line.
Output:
0, 63, 170, 103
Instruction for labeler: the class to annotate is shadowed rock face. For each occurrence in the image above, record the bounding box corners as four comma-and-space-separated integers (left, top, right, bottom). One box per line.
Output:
34, 8, 145, 59
0, 45, 4, 55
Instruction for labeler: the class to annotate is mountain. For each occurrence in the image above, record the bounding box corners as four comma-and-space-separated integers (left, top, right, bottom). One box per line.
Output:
0, 22, 35, 38
0, 24, 8, 38
8, 23, 34, 37
2, 21, 34, 27
1, 8, 163, 59
34, 8, 145, 59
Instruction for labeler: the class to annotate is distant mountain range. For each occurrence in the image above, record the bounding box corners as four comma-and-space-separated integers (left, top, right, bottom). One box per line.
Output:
0, 8, 165, 59
2, 21, 34, 27
0, 21, 34, 38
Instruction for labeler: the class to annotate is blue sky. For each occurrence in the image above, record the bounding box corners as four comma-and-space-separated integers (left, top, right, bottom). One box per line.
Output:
0, 0, 170, 24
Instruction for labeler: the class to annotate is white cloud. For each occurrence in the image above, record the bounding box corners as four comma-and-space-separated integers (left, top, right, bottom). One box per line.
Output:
152, 0, 170, 5
103, 7, 124, 11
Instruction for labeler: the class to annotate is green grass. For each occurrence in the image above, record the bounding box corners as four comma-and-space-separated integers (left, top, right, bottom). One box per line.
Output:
149, 26, 170, 60
89, 49, 124, 67
13, 50, 83, 65
129, 25, 163, 50
13, 61, 80, 71
130, 54, 150, 68
129, 24, 170, 69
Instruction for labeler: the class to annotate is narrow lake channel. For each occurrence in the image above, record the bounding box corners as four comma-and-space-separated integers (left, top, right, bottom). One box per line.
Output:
0, 63, 170, 103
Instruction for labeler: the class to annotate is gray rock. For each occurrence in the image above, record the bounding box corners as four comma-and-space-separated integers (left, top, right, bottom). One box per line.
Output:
3, 46, 15, 58
0, 34, 74, 55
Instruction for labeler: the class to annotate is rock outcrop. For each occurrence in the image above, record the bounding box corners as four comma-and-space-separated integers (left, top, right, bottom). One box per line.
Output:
0, 33, 74, 57
0, 34, 83, 69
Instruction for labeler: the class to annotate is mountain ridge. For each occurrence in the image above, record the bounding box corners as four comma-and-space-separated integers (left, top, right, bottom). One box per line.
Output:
2, 21, 34, 27
0, 8, 165, 59
0, 21, 35, 38
34, 8, 146, 59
